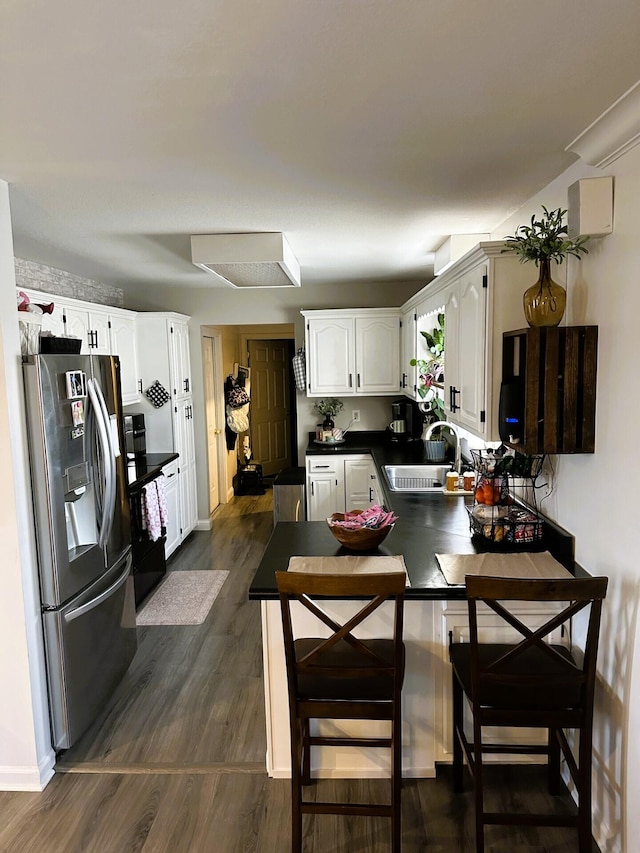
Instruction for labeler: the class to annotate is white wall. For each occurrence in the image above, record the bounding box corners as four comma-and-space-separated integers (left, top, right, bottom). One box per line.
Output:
491, 151, 640, 852
126, 280, 422, 521
0, 181, 54, 790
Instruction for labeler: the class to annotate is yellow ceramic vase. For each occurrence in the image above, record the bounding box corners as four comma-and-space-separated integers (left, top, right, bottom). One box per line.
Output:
523, 258, 566, 327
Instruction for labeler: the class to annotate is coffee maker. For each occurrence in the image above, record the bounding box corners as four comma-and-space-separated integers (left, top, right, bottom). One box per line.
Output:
388, 399, 422, 443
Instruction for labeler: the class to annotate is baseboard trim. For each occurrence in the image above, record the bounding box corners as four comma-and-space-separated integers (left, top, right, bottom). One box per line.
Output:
195, 518, 212, 532
268, 765, 436, 780
0, 749, 55, 791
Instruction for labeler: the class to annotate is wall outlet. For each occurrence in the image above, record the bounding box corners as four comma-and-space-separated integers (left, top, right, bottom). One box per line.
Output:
351, 410, 360, 423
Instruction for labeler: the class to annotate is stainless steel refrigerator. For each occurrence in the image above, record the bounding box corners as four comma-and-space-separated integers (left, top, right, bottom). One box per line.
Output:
23, 353, 137, 750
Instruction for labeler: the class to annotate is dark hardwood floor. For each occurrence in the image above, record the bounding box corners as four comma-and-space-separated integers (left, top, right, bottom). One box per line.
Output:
0, 490, 597, 852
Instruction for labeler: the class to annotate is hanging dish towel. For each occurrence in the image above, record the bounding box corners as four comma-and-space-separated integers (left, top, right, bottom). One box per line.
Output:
141, 481, 162, 541
145, 380, 170, 408
292, 348, 306, 391
154, 475, 168, 529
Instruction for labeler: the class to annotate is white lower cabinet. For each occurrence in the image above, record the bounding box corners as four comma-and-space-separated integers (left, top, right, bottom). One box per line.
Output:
175, 399, 198, 539
307, 457, 345, 521
344, 456, 382, 509
306, 453, 381, 521
434, 599, 566, 762
162, 460, 181, 559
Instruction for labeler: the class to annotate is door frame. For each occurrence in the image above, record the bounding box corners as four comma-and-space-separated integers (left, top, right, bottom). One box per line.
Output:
201, 331, 227, 507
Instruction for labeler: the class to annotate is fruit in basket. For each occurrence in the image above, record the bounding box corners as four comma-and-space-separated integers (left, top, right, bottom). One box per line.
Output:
474, 481, 501, 505
482, 523, 505, 542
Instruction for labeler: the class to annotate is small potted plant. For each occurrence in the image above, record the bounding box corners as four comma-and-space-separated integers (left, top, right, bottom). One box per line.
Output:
421, 395, 447, 460
314, 398, 344, 431
502, 206, 589, 327
411, 313, 445, 398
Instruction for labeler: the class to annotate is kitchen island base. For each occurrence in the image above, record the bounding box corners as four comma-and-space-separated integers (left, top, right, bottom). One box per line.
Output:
261, 599, 439, 779
260, 595, 566, 779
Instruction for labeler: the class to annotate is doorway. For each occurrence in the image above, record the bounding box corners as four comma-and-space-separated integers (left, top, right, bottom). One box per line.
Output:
202, 333, 224, 514
247, 339, 297, 477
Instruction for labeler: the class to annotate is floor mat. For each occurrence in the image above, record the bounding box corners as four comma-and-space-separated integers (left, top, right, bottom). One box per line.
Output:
136, 570, 229, 626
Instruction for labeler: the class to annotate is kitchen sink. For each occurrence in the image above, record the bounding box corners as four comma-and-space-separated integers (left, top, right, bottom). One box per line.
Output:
384, 464, 450, 492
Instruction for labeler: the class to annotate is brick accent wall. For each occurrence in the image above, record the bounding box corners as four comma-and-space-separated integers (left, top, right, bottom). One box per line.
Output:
14, 258, 124, 307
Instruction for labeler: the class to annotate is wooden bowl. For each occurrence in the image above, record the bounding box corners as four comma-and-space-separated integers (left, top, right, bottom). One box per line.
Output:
326, 511, 395, 551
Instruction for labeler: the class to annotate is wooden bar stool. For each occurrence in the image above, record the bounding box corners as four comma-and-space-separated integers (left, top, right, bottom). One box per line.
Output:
276, 570, 406, 853
449, 574, 608, 853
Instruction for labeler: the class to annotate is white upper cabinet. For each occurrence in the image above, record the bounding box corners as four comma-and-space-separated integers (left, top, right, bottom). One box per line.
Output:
409, 242, 538, 440
304, 314, 355, 396
400, 307, 417, 398
18, 289, 140, 404
171, 318, 192, 400
445, 265, 487, 433
62, 304, 112, 354
303, 309, 400, 397
355, 314, 400, 394
109, 312, 140, 405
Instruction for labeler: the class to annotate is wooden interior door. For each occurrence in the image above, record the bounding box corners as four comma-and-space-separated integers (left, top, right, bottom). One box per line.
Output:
248, 339, 291, 477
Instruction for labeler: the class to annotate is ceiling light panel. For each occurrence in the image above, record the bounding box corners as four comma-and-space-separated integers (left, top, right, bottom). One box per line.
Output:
191, 233, 301, 288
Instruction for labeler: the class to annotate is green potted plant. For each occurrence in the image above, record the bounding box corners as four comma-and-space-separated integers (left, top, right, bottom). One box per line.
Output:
314, 397, 344, 430
502, 206, 589, 327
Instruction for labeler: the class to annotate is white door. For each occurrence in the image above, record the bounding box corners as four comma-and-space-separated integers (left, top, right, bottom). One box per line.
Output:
89, 311, 111, 355
456, 266, 487, 434
171, 320, 191, 399
401, 307, 416, 398
355, 314, 400, 394
175, 399, 197, 537
202, 336, 221, 514
306, 317, 355, 395
110, 313, 139, 404
63, 306, 92, 353
307, 473, 342, 521
344, 458, 378, 510
443, 285, 460, 420
162, 461, 181, 559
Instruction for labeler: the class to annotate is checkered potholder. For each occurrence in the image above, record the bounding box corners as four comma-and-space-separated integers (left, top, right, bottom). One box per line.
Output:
292, 348, 306, 391
145, 380, 170, 408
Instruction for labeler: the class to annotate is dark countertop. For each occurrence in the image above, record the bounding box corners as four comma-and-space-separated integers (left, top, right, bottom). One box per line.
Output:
127, 452, 179, 492
249, 431, 581, 601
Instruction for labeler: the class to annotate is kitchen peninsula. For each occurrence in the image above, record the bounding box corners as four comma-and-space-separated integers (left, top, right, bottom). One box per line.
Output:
249, 432, 582, 779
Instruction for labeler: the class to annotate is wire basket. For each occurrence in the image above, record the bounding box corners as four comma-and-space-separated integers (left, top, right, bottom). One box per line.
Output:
470, 449, 544, 479
467, 504, 544, 546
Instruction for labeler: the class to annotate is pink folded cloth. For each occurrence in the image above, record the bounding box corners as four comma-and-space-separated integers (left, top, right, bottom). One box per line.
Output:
142, 477, 168, 542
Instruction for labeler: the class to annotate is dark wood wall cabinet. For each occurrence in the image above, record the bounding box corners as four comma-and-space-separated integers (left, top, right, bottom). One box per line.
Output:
501, 326, 598, 454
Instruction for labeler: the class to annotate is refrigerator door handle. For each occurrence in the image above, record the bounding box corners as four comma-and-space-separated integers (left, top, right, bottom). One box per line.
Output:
87, 378, 115, 550
93, 378, 118, 546
64, 558, 132, 623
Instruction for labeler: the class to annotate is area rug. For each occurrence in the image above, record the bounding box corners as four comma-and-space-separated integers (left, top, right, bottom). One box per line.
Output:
136, 570, 229, 626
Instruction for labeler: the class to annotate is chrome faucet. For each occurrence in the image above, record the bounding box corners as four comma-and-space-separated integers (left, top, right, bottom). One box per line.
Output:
424, 420, 462, 473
